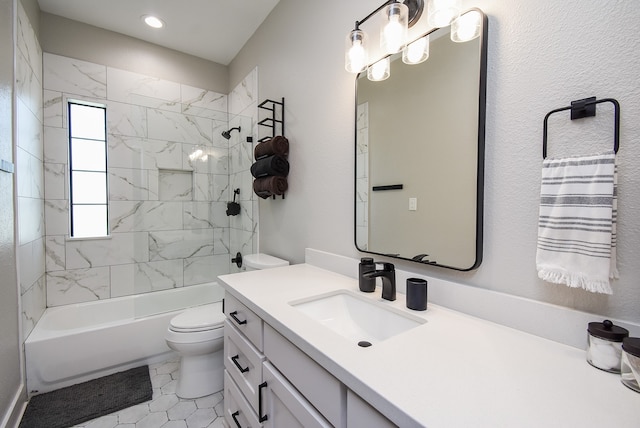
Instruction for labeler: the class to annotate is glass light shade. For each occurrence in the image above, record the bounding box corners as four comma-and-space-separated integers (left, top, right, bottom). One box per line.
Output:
367, 57, 390, 81
427, 0, 461, 27
345, 29, 369, 73
403, 35, 430, 64
451, 10, 482, 42
380, 2, 409, 54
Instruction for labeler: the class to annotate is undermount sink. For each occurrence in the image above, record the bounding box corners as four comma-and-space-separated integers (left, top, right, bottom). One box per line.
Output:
290, 290, 425, 344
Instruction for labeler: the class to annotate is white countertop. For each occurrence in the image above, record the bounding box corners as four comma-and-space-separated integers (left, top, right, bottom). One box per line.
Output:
219, 264, 639, 427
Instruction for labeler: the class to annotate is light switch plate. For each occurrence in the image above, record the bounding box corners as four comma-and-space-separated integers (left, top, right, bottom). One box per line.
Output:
409, 197, 417, 211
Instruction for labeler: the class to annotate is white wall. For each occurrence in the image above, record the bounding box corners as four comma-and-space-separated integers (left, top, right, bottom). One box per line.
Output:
230, 0, 640, 323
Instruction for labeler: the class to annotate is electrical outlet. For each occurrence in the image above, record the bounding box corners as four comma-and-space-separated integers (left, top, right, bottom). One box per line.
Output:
409, 197, 417, 211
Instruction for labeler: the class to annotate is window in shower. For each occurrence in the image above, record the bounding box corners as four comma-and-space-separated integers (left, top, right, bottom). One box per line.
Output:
68, 100, 109, 238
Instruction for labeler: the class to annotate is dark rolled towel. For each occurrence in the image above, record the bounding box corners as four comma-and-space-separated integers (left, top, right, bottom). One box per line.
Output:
253, 176, 288, 199
250, 155, 289, 178
255, 135, 289, 160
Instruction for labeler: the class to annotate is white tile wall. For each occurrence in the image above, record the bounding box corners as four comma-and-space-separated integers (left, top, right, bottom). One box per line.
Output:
46, 267, 110, 306
42, 54, 251, 307
43, 53, 107, 98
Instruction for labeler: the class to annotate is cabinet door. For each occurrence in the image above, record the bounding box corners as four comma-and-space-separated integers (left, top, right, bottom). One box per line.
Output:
261, 362, 332, 428
263, 323, 345, 427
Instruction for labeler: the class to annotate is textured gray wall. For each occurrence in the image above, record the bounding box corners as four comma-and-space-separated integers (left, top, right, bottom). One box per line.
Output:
230, 0, 640, 323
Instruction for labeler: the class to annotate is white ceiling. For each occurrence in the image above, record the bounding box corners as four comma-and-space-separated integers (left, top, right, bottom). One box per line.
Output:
37, 0, 280, 65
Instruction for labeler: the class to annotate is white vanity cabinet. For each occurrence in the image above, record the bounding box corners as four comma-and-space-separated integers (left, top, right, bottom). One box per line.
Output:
223, 293, 337, 427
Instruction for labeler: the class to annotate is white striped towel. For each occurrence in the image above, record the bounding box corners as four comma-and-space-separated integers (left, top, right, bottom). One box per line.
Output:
536, 150, 618, 294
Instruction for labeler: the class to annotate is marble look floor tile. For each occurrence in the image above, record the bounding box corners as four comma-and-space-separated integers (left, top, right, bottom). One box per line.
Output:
67, 358, 225, 428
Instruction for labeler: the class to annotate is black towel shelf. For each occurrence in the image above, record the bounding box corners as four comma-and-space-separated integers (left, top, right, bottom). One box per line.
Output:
256, 97, 287, 199
258, 98, 285, 142
542, 96, 620, 159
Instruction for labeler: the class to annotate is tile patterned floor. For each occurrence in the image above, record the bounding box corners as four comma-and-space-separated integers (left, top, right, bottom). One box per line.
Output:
72, 358, 226, 428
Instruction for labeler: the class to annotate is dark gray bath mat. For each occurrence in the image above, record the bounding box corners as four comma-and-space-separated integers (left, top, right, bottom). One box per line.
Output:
19, 365, 152, 428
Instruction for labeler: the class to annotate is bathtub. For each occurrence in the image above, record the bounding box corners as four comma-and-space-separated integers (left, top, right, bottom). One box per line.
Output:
25, 282, 224, 395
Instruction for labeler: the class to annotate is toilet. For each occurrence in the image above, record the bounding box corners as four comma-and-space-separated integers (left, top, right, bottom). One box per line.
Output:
243, 253, 289, 271
165, 302, 226, 399
165, 253, 288, 399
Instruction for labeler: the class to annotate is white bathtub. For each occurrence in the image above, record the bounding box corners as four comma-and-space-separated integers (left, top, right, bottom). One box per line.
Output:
25, 282, 225, 395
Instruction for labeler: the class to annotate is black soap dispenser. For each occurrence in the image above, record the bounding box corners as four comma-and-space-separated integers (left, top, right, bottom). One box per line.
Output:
359, 257, 376, 292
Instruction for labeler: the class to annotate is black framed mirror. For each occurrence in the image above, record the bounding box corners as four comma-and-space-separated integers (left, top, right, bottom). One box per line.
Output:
354, 9, 487, 270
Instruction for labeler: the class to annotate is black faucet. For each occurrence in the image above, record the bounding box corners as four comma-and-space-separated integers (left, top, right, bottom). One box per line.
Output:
362, 262, 396, 301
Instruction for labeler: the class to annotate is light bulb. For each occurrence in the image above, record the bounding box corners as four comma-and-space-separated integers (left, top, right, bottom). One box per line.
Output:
380, 2, 408, 54
383, 16, 404, 53
451, 10, 482, 42
348, 41, 367, 72
427, 0, 461, 27
345, 29, 368, 73
403, 36, 429, 64
367, 57, 390, 81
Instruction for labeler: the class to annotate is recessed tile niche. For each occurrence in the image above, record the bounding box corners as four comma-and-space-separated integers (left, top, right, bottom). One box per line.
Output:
158, 169, 193, 201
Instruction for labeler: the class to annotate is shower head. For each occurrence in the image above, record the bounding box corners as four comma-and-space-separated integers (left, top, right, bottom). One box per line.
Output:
221, 126, 241, 140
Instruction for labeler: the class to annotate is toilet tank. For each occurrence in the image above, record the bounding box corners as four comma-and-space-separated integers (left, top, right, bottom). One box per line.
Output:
244, 253, 289, 271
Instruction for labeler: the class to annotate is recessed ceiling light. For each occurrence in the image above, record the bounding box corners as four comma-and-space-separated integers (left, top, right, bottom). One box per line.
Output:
142, 15, 165, 29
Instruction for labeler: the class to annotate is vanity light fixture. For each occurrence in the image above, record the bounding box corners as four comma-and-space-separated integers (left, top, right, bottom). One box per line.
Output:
368, 57, 391, 81
346, 0, 479, 80
142, 14, 165, 29
450, 9, 482, 42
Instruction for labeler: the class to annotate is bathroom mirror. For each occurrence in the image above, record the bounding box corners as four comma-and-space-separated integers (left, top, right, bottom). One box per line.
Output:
354, 10, 487, 271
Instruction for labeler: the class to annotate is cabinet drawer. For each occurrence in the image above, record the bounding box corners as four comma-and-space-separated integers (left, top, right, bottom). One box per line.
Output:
224, 370, 261, 428
262, 362, 332, 428
264, 323, 345, 428
225, 293, 263, 350
225, 320, 266, 414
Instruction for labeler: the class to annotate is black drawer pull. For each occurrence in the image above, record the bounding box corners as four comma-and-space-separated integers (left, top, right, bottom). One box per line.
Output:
258, 381, 268, 422
231, 355, 249, 373
229, 310, 247, 325
231, 410, 242, 428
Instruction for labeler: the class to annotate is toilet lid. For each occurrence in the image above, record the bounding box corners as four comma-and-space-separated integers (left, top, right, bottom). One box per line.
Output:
169, 304, 225, 332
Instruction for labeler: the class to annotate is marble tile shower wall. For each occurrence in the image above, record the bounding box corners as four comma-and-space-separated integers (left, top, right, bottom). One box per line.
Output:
42, 53, 256, 307
17, 2, 46, 338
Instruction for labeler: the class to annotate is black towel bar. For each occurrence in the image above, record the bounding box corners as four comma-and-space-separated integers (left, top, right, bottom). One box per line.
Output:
542, 97, 620, 159
372, 184, 403, 191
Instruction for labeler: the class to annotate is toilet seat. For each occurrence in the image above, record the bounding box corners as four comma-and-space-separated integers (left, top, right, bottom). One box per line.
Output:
169, 303, 225, 333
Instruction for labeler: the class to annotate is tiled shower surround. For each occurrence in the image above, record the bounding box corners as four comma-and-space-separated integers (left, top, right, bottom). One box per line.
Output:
41, 53, 258, 308
16, 2, 45, 339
